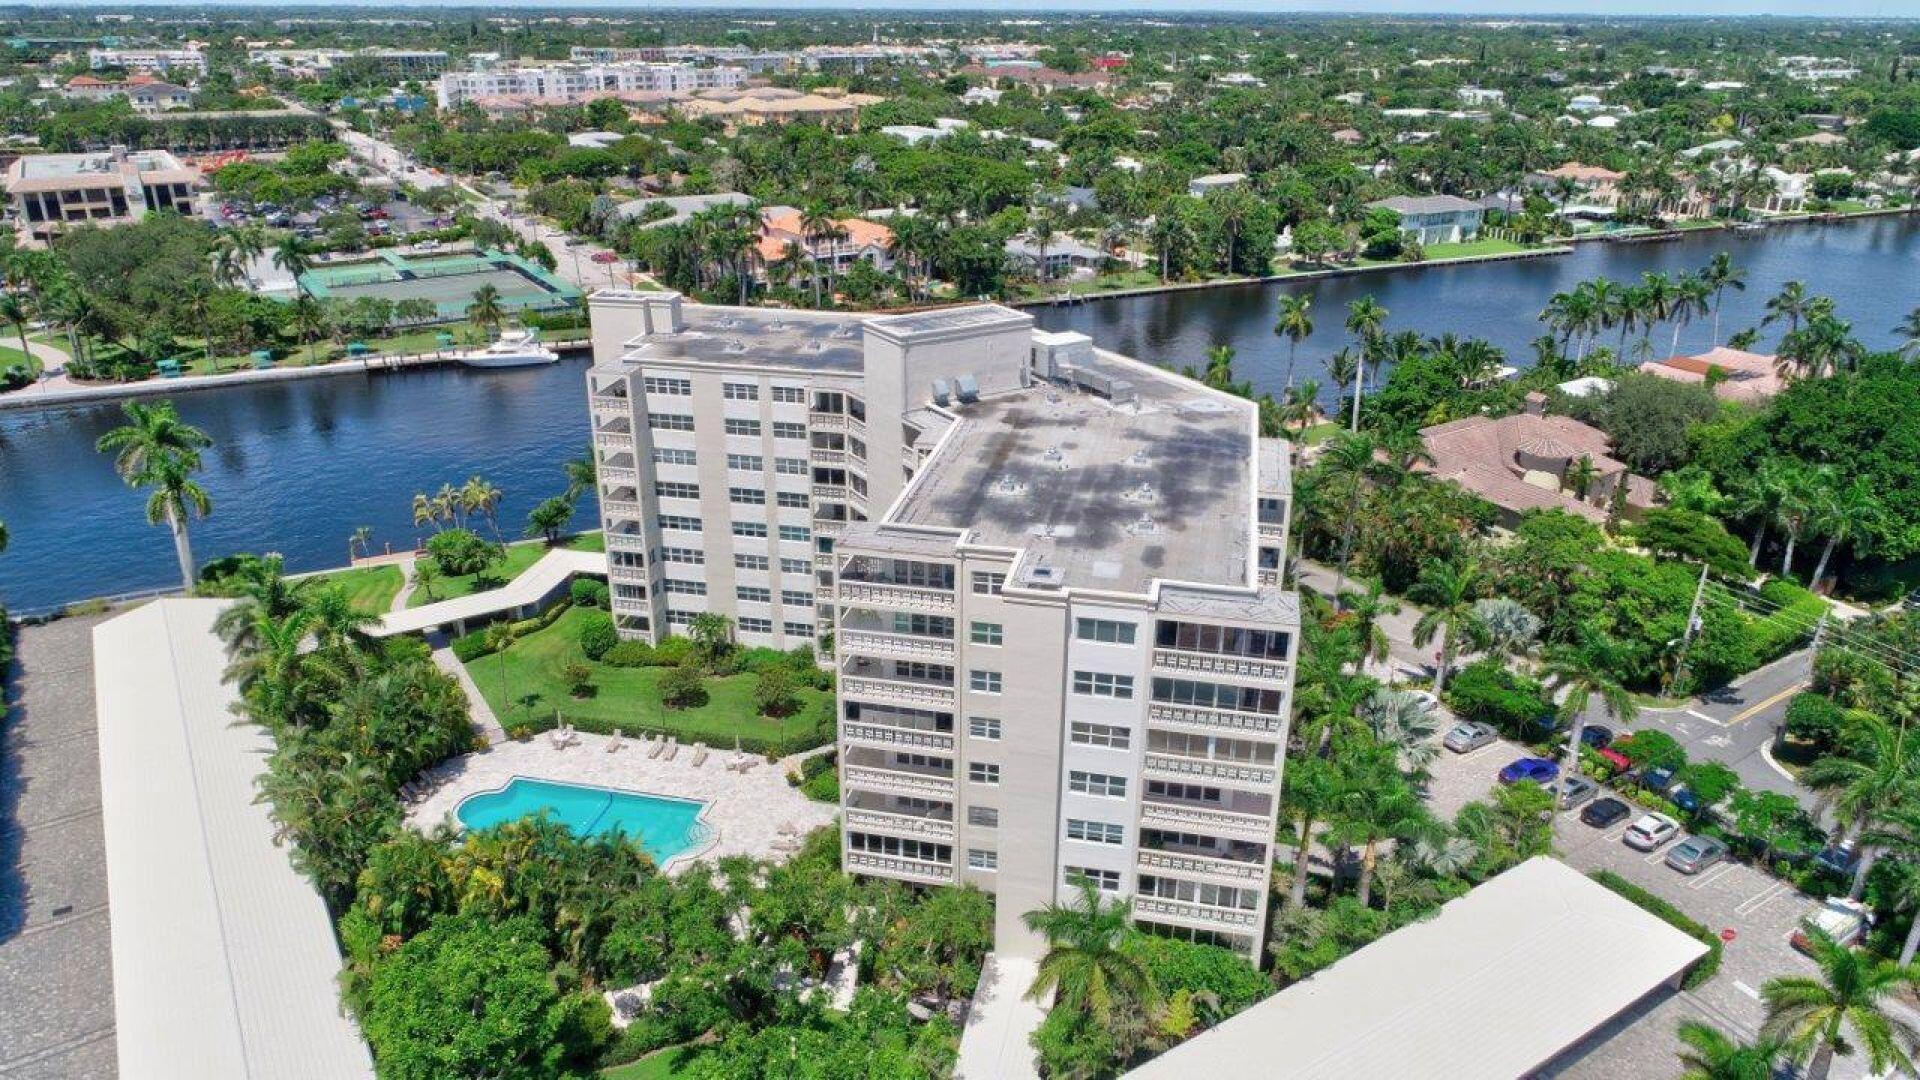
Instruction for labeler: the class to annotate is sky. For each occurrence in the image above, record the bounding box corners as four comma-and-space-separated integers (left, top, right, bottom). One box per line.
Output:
69, 0, 1920, 15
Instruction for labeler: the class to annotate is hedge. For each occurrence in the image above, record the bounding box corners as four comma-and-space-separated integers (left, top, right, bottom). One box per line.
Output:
1588, 870, 1721, 989
546, 710, 822, 758
1745, 579, 1828, 663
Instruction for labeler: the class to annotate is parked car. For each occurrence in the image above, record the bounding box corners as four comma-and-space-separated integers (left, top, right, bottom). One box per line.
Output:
1498, 757, 1560, 785
1637, 765, 1680, 795
1665, 835, 1728, 874
1623, 813, 1681, 851
1549, 775, 1599, 810
1443, 721, 1497, 754
1578, 725, 1616, 749
1791, 896, 1870, 954
1580, 796, 1632, 828
1813, 843, 1860, 880
1593, 747, 1632, 775
1669, 785, 1701, 814
1407, 690, 1442, 714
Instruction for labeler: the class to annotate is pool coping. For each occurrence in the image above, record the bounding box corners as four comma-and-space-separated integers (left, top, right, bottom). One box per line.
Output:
450, 772, 721, 873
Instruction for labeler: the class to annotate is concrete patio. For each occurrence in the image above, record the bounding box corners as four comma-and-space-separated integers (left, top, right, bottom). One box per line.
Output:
405, 733, 839, 869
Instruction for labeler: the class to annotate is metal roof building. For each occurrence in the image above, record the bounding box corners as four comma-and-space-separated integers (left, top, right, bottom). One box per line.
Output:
1125, 857, 1709, 1080
94, 600, 375, 1080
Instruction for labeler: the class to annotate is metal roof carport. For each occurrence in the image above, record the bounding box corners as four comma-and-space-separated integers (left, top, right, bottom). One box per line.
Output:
1124, 857, 1710, 1080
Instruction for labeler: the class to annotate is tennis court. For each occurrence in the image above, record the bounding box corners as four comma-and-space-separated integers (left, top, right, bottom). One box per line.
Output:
300, 248, 582, 319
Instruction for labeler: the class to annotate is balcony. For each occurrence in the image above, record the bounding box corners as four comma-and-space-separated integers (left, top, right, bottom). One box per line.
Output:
840, 675, 956, 711
590, 396, 629, 419
835, 581, 954, 613
1258, 520, 1284, 540
811, 413, 847, 431
601, 465, 637, 487
842, 721, 954, 753
844, 806, 956, 841
844, 850, 954, 885
811, 484, 842, 500
1137, 848, 1269, 885
611, 593, 649, 614
602, 499, 641, 519
608, 563, 646, 583
1258, 569, 1281, 586
594, 431, 632, 451
811, 449, 846, 466
1151, 649, 1290, 683
839, 629, 956, 663
1146, 703, 1283, 737
1139, 801, 1273, 841
1132, 895, 1262, 930
843, 763, 956, 800
1144, 753, 1276, 789
606, 531, 645, 552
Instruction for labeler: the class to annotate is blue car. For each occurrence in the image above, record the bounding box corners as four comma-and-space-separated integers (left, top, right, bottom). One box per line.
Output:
1498, 757, 1560, 785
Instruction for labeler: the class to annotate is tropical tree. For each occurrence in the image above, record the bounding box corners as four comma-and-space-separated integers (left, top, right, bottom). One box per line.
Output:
459, 476, 504, 541
410, 559, 441, 602
1022, 879, 1159, 1027
0, 292, 34, 375
1801, 710, 1920, 900
1760, 929, 1920, 1080
1323, 756, 1427, 907
347, 525, 373, 563
1408, 554, 1485, 694
1275, 293, 1314, 394
1540, 642, 1634, 807
290, 294, 328, 365
1337, 578, 1399, 676
96, 400, 214, 592
1279, 754, 1338, 909
562, 448, 597, 501
1342, 296, 1387, 430
273, 234, 315, 295
1762, 280, 1814, 337
465, 284, 505, 339
1321, 431, 1381, 600
525, 496, 574, 543
1358, 687, 1443, 773
1896, 306, 1920, 358
1471, 597, 1541, 665
211, 553, 303, 659
1699, 252, 1746, 347
1858, 802, 1920, 966
1674, 1020, 1782, 1080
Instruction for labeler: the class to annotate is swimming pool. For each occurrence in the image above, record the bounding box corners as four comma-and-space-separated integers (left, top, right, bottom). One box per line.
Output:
455, 778, 711, 865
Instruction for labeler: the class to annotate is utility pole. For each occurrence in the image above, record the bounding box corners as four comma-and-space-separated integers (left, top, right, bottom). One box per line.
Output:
1670, 563, 1710, 694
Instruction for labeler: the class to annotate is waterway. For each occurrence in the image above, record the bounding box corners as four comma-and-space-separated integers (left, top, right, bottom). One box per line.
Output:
1, 217, 1915, 613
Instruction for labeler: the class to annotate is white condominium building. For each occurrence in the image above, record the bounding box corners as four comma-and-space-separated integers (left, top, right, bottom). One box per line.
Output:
435, 62, 748, 110
88, 47, 206, 75
585, 291, 1297, 960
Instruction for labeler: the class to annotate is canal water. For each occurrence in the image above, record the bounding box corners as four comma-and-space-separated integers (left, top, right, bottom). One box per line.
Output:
1, 217, 1915, 612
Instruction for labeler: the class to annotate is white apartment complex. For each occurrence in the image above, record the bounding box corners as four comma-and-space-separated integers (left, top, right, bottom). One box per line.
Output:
248, 48, 449, 78
585, 292, 1297, 960
435, 62, 748, 110
88, 47, 206, 75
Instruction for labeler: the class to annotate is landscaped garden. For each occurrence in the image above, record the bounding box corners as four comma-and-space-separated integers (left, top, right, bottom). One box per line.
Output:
316, 563, 405, 614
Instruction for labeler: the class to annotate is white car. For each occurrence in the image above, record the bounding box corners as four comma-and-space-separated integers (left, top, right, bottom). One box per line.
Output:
1622, 813, 1681, 851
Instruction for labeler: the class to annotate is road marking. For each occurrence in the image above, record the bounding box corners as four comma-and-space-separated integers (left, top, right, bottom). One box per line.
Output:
1645, 844, 1675, 865
1727, 681, 1811, 727
1604, 825, 1634, 844
1686, 709, 1725, 726
1733, 981, 1762, 1000
1690, 863, 1738, 891
1735, 881, 1793, 916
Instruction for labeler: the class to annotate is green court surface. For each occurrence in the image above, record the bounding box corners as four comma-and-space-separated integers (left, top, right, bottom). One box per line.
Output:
299, 248, 580, 319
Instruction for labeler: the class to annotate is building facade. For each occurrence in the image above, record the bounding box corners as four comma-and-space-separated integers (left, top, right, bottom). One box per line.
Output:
4, 148, 199, 245
435, 62, 748, 110
87, 47, 205, 75
584, 292, 1298, 960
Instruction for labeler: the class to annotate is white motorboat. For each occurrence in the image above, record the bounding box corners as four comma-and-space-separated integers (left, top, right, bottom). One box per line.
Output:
455, 327, 560, 369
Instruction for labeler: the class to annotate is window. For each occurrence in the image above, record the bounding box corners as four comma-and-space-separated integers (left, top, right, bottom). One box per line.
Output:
813, 391, 843, 414
969, 621, 1003, 646
661, 547, 704, 565
847, 833, 950, 864
724, 418, 761, 437
849, 436, 867, 460
613, 583, 646, 601
781, 590, 813, 606
659, 514, 701, 532
737, 586, 771, 603
968, 762, 1000, 785
1155, 620, 1291, 660
968, 805, 999, 828
971, 571, 1005, 595
661, 579, 706, 596
776, 492, 810, 509
666, 611, 694, 627
772, 386, 806, 404
727, 453, 763, 472
1069, 771, 1127, 798
1146, 780, 1222, 803
969, 670, 1002, 694
893, 613, 953, 637
775, 457, 808, 475
652, 447, 697, 466
648, 413, 694, 431
783, 621, 813, 637
967, 849, 998, 870
734, 553, 769, 571
1138, 875, 1260, 912
1073, 671, 1136, 699
779, 525, 811, 542
1151, 677, 1284, 716
1070, 722, 1131, 749
739, 616, 773, 634
655, 481, 699, 500
780, 557, 811, 574
733, 521, 768, 538
772, 421, 807, 440
1066, 866, 1122, 892
968, 716, 1001, 740
643, 376, 690, 395
729, 487, 766, 505
1076, 618, 1138, 645
1067, 819, 1125, 845
723, 382, 759, 401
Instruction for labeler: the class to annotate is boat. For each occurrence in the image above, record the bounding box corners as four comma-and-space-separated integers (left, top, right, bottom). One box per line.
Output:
455, 327, 560, 369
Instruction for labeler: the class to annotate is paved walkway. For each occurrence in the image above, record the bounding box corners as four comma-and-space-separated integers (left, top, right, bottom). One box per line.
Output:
374, 548, 603, 637
386, 554, 420, 611
0, 615, 119, 1079
431, 647, 507, 746
956, 953, 1045, 1080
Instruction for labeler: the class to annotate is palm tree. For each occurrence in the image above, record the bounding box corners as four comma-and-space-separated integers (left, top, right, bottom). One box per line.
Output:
1674, 1020, 1783, 1080
1279, 754, 1338, 908
1859, 802, 1920, 965
1809, 476, 1879, 588
1669, 272, 1711, 356
1895, 306, 1920, 358
1409, 555, 1484, 694
1342, 296, 1387, 430
1321, 431, 1380, 600
1540, 643, 1634, 809
563, 447, 596, 501
1763, 280, 1813, 337
211, 554, 303, 660
411, 555, 442, 600
1359, 687, 1443, 773
1636, 271, 1677, 357
1760, 929, 1920, 1080
1471, 597, 1541, 666
1700, 252, 1746, 347
1275, 293, 1313, 393
460, 475, 504, 541
290, 294, 328, 366
1802, 710, 1920, 900
272, 234, 315, 296
1022, 879, 1159, 1026
347, 525, 373, 563
1565, 455, 1599, 500
1324, 766, 1426, 907
465, 284, 505, 339
0, 292, 34, 377
96, 401, 213, 593
1338, 578, 1399, 676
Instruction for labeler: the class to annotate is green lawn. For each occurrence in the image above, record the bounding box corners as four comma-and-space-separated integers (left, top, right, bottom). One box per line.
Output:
1296, 421, 1342, 446
0, 344, 35, 376
307, 564, 405, 615
1420, 237, 1534, 260
408, 540, 550, 608
1011, 267, 1166, 301
563, 531, 605, 553
466, 606, 832, 750
602, 1045, 708, 1079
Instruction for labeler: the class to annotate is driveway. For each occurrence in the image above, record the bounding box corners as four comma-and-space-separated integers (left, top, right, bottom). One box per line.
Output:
1634, 649, 1815, 808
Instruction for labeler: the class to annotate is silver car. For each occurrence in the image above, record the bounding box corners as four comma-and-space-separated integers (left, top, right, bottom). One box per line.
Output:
1665, 836, 1729, 875
1443, 721, 1497, 754
1550, 775, 1598, 809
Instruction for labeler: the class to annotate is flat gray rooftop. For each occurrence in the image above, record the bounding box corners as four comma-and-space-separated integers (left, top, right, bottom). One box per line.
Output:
891, 352, 1253, 594
619, 306, 866, 373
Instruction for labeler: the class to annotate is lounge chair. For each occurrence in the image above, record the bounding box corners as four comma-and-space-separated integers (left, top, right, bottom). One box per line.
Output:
662, 736, 679, 761
648, 736, 666, 759
692, 743, 709, 766
605, 728, 624, 753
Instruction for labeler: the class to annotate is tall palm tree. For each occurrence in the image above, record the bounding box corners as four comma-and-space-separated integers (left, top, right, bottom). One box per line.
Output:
1895, 306, 1920, 358
1801, 709, 1920, 900
1324, 764, 1426, 907
1338, 578, 1399, 676
1808, 476, 1879, 589
1674, 1020, 1783, 1080
272, 234, 315, 296
211, 553, 303, 660
1669, 272, 1712, 356
1321, 431, 1380, 600
460, 475, 504, 541
1763, 280, 1813, 338
1859, 802, 1920, 966
1636, 271, 1677, 358
290, 294, 328, 365
1699, 252, 1746, 347
1408, 554, 1484, 694
1275, 293, 1314, 393
1540, 643, 1634, 809
1022, 879, 1159, 1026
1359, 687, 1443, 773
465, 284, 505, 339
562, 447, 596, 501
1760, 929, 1920, 1080
1342, 296, 1387, 430
0, 292, 34, 376
1280, 754, 1338, 909
96, 401, 213, 593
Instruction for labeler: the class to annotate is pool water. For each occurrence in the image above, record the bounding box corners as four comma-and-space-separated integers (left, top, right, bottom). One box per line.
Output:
456, 778, 709, 864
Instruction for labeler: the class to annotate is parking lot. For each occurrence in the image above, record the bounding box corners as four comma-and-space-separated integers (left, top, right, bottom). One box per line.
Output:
1425, 729, 1853, 1077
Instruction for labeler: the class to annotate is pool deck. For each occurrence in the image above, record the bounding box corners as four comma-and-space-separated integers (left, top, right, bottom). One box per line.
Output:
404, 733, 838, 870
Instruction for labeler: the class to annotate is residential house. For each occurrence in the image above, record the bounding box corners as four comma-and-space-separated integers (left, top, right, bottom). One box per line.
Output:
1187, 173, 1247, 198
1365, 194, 1484, 245
1639, 347, 1783, 404
676, 86, 881, 131
1530, 162, 1626, 209
1004, 233, 1107, 278
1456, 86, 1505, 106
1417, 406, 1657, 527
613, 192, 756, 230
754, 207, 894, 281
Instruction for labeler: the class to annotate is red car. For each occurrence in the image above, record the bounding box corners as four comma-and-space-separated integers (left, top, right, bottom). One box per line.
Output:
1593, 748, 1632, 774
364, 208, 390, 220
590, 250, 620, 264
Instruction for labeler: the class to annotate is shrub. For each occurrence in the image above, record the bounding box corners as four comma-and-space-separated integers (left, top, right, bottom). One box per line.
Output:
603, 640, 653, 667
577, 611, 617, 661
563, 662, 595, 698
1588, 871, 1721, 988
660, 661, 707, 709
649, 636, 694, 667
1745, 579, 1828, 663
569, 577, 609, 608
754, 666, 800, 717
1443, 660, 1549, 737
1120, 934, 1267, 1018
1680, 761, 1741, 807
1784, 691, 1846, 754
425, 527, 501, 577
1614, 729, 1687, 773
452, 627, 495, 662
800, 767, 839, 803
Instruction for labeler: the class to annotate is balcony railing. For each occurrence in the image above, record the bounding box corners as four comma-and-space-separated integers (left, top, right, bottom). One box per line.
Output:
1132, 895, 1261, 929
606, 532, 645, 552
811, 413, 847, 431
601, 466, 637, 486
1144, 753, 1277, 789
611, 593, 649, 613
840, 630, 956, 662
842, 764, 956, 799
608, 563, 647, 583
811, 449, 846, 466
590, 397, 628, 418
842, 721, 954, 753
844, 851, 954, 884
811, 484, 841, 500
1137, 848, 1269, 884
594, 432, 632, 450
835, 581, 954, 612
602, 500, 641, 519
1139, 802, 1272, 840
844, 808, 956, 841
1151, 649, 1290, 683
1146, 704, 1283, 737
840, 676, 956, 710
1258, 521, 1284, 540
1258, 569, 1281, 586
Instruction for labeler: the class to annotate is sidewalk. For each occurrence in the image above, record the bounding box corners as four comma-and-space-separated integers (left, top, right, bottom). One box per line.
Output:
431, 646, 507, 746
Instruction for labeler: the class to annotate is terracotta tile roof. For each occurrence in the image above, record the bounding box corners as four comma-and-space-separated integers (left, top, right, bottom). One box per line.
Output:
1419, 412, 1653, 524
1639, 347, 1782, 403
754, 209, 893, 263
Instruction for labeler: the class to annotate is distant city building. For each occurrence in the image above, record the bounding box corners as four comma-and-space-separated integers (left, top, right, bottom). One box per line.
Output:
435, 62, 748, 110
5, 147, 200, 245
88, 47, 205, 75
62, 73, 193, 113
678, 86, 881, 130
1214, 72, 1266, 89
1456, 86, 1505, 106
248, 47, 448, 78
1779, 56, 1860, 81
